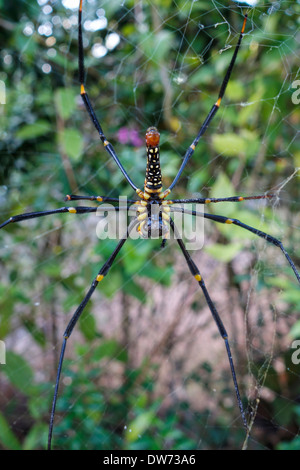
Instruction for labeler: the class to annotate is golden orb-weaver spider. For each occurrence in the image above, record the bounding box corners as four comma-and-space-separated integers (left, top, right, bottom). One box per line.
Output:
1, 1, 299, 450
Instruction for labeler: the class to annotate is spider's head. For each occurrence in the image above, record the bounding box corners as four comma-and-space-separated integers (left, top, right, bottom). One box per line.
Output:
145, 127, 160, 148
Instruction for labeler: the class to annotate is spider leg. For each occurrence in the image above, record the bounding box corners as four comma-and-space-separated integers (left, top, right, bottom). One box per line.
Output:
168, 217, 248, 430
160, 238, 167, 249
48, 217, 139, 450
0, 205, 130, 230
78, 0, 138, 192
170, 207, 300, 285
165, 194, 275, 205
64, 194, 138, 204
162, 15, 247, 197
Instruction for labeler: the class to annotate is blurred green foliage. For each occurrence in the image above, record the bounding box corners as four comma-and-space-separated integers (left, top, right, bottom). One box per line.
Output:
0, 0, 299, 451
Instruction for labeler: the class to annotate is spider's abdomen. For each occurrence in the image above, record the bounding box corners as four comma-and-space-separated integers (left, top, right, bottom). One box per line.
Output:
144, 127, 162, 194
145, 146, 162, 191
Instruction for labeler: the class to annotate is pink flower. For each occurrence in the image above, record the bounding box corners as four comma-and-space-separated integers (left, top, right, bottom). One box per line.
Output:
130, 129, 143, 147
117, 127, 143, 147
117, 127, 130, 144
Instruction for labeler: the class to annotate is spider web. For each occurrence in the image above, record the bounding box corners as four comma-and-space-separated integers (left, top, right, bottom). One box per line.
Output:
0, 0, 300, 451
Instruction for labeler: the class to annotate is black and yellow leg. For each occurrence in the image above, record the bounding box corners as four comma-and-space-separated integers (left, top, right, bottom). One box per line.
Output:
160, 231, 170, 249
0, 206, 99, 230
170, 207, 300, 286
168, 217, 248, 430
47, 217, 139, 450
0, 205, 132, 230
64, 194, 137, 204
207, 213, 300, 285
167, 14, 247, 192
78, 1, 139, 192
166, 193, 275, 205
137, 220, 146, 235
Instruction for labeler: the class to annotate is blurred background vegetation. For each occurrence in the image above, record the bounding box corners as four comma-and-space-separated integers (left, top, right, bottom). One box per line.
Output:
0, 0, 300, 450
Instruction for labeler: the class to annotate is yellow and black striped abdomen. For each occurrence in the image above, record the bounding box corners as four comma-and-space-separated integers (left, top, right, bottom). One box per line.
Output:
145, 146, 162, 192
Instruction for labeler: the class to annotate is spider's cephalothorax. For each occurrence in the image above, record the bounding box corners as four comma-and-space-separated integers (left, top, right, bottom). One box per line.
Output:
136, 199, 170, 239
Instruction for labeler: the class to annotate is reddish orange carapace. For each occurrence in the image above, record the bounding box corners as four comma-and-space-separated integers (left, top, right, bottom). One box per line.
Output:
145, 127, 160, 147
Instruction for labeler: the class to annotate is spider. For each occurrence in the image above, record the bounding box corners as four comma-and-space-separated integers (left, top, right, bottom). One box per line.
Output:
1, 1, 300, 450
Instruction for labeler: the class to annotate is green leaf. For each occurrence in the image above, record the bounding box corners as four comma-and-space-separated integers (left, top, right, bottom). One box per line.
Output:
123, 241, 152, 274
153, 30, 175, 63
23, 318, 47, 347
41, 261, 62, 277
212, 133, 246, 157
22, 423, 48, 450
0, 412, 21, 450
3, 351, 34, 396
281, 289, 300, 309
277, 436, 300, 451
209, 173, 237, 217
140, 265, 173, 286
226, 80, 245, 101
79, 312, 97, 341
212, 131, 259, 159
92, 339, 127, 362
187, 168, 209, 193
55, 88, 77, 120
60, 128, 84, 161
16, 120, 52, 140
205, 242, 244, 262
100, 271, 123, 298
124, 279, 147, 302
272, 397, 295, 426
289, 321, 300, 339
208, 173, 273, 241
125, 410, 156, 442
140, 30, 175, 65
189, 65, 215, 87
